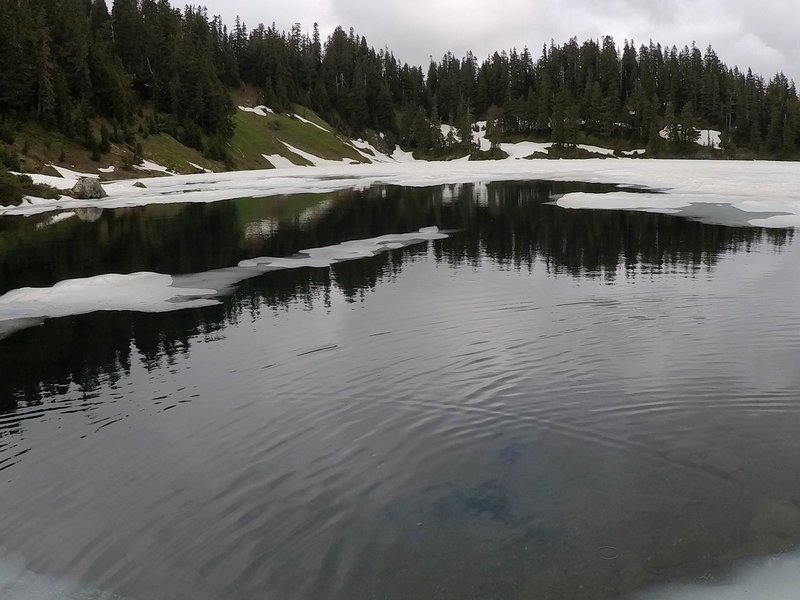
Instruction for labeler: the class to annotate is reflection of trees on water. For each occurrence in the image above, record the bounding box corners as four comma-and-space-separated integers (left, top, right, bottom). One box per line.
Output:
435, 182, 792, 278
0, 182, 792, 406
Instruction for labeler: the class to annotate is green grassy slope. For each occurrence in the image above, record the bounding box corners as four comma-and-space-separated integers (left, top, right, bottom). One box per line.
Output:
4, 101, 365, 183
229, 106, 367, 170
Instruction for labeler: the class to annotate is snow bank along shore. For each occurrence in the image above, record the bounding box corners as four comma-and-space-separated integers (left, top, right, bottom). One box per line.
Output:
5, 158, 800, 229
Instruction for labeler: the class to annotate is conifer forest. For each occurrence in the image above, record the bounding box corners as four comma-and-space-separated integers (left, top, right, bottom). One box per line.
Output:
1, 0, 799, 164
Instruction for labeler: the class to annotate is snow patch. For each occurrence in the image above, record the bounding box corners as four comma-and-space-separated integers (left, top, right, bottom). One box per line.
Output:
16, 172, 75, 190
350, 139, 394, 163
50, 165, 98, 180
262, 154, 299, 169
697, 129, 722, 149
187, 162, 213, 174
98, 165, 116, 174
499, 140, 552, 159
280, 142, 353, 167
238, 105, 274, 116
575, 144, 616, 156
472, 120, 492, 152
659, 126, 722, 149
134, 160, 174, 175
291, 113, 330, 132
390, 146, 418, 163
440, 124, 458, 141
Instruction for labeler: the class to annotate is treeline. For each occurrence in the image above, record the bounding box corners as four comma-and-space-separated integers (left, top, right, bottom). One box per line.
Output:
243, 27, 800, 157
0, 0, 235, 162
1, 0, 799, 162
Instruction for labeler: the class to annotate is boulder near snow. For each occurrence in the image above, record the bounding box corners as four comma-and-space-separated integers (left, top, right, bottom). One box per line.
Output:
71, 177, 107, 199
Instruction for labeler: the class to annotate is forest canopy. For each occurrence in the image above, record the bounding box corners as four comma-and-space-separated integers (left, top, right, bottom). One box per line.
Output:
1, 0, 799, 164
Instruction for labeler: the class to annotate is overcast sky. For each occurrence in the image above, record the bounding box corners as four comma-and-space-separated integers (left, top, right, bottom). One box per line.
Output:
197, 0, 799, 82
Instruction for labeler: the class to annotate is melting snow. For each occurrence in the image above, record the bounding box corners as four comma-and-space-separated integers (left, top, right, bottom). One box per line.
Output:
472, 120, 492, 151
390, 147, 418, 163
134, 159, 174, 175
659, 126, 722, 149
0, 227, 448, 339
98, 165, 116, 174
280, 142, 354, 167
262, 154, 298, 169
50, 165, 98, 180
238, 105, 274, 116
500, 140, 551, 159
187, 162, 213, 174
350, 139, 395, 163
575, 144, 616, 156
291, 113, 330, 132
7, 159, 800, 229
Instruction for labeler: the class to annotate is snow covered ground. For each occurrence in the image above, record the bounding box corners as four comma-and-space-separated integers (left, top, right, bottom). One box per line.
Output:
660, 126, 722, 149
7, 158, 800, 229
237, 105, 274, 116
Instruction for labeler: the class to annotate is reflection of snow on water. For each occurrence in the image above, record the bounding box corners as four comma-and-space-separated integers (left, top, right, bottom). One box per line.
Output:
0, 555, 131, 599
35, 211, 76, 229
244, 219, 279, 239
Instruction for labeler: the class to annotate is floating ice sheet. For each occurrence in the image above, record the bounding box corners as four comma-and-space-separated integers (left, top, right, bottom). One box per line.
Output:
555, 190, 800, 227
0, 228, 448, 339
0, 273, 219, 336
239, 226, 447, 269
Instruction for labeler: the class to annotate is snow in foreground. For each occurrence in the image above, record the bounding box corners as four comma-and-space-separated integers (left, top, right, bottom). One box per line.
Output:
1, 547, 799, 600
6, 159, 800, 229
0, 227, 447, 340
639, 551, 800, 600
0, 558, 131, 599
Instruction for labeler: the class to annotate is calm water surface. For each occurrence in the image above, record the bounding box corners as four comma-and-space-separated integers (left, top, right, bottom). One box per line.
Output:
1, 182, 800, 599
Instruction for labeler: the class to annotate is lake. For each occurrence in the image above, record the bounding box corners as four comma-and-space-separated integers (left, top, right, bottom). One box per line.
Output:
1, 180, 800, 599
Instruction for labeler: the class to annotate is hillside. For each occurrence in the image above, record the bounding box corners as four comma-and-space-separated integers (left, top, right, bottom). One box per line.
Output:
0, 101, 393, 187
3, 0, 800, 189
2, 94, 735, 209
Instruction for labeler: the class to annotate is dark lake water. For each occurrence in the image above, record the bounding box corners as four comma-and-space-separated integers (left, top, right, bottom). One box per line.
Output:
1, 181, 800, 600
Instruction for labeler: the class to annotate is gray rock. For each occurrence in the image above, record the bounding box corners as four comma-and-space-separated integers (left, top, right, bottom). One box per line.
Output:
133, 181, 147, 188
71, 177, 107, 199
